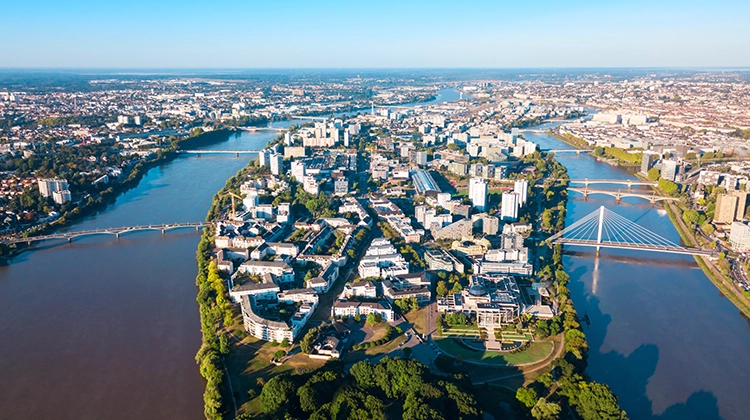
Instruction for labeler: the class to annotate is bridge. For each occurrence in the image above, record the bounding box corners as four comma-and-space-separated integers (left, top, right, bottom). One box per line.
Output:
289, 115, 329, 121
568, 187, 679, 203
567, 179, 658, 188
178, 150, 260, 156
543, 149, 593, 155
2, 222, 210, 245
547, 206, 715, 257
237, 127, 286, 132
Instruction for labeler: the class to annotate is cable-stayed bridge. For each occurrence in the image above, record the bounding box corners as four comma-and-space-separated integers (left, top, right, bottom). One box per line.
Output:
547, 206, 715, 257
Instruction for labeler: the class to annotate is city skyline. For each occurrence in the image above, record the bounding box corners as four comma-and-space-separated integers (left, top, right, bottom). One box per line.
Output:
2, 0, 750, 68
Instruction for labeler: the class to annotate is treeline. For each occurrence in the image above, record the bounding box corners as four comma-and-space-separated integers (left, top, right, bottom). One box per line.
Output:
242, 357, 482, 420
194, 228, 233, 420
594, 146, 642, 165
514, 153, 628, 419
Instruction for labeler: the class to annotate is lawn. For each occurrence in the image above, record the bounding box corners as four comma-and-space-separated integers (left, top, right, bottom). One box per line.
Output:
404, 306, 428, 335
345, 334, 408, 363
226, 337, 327, 418
434, 337, 553, 366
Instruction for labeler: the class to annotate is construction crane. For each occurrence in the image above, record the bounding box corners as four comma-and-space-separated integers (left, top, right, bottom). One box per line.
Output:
220, 191, 243, 220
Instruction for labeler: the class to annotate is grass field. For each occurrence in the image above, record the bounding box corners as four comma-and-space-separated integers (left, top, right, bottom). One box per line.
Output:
404, 306, 428, 335
434, 337, 553, 366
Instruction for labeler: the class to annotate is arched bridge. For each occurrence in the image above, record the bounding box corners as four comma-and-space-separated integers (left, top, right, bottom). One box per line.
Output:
568, 179, 658, 188
3, 222, 210, 245
568, 187, 679, 203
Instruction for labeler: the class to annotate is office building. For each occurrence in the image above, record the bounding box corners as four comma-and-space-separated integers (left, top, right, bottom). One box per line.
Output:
501, 192, 519, 221
469, 177, 488, 212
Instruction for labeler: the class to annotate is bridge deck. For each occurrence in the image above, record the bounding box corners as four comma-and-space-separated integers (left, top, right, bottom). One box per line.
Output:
553, 238, 714, 256
3, 222, 210, 244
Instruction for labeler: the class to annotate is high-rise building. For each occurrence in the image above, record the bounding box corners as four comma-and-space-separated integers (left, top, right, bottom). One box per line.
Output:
344, 130, 350, 147
291, 161, 306, 181
38, 179, 69, 198
415, 151, 427, 166
641, 153, 655, 174
469, 178, 488, 212
270, 153, 283, 176
715, 194, 739, 224
133, 116, 142, 126
258, 150, 270, 167
730, 222, 750, 251
732, 191, 748, 220
514, 179, 528, 206
284, 131, 291, 146
501, 192, 519, 221
52, 189, 71, 205
661, 159, 678, 181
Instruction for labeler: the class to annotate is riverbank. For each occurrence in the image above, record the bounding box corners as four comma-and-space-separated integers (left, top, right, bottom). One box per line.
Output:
634, 170, 750, 318
0, 128, 236, 259
662, 197, 750, 318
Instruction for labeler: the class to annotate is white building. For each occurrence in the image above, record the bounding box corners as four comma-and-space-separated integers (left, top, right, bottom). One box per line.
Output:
469, 177, 488, 212
501, 192, 519, 221
730, 222, 750, 251
514, 179, 528, 206
661, 159, 678, 182
291, 161, 306, 181
38, 179, 69, 198
331, 300, 395, 322
270, 153, 284, 176
52, 189, 72, 205
358, 237, 409, 279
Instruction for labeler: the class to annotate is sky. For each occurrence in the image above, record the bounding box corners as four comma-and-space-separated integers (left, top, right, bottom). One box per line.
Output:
1, 0, 749, 68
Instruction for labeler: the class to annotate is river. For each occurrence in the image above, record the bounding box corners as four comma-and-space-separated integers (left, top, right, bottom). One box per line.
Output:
525, 123, 750, 420
0, 90, 462, 420
0, 130, 280, 420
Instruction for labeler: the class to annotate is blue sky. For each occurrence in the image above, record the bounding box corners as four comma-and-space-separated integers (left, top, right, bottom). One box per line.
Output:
1, 0, 749, 68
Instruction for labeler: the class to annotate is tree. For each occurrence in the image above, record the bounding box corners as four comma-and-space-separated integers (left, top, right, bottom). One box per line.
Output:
537, 372, 555, 389
436, 281, 448, 297
280, 337, 290, 348
682, 209, 700, 226
593, 146, 605, 157
300, 326, 319, 354
260, 376, 295, 414
516, 386, 539, 408
574, 382, 626, 420
647, 167, 660, 181
565, 329, 589, 360
273, 350, 286, 360
297, 385, 318, 413
658, 178, 679, 196
366, 313, 377, 326
532, 398, 562, 420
